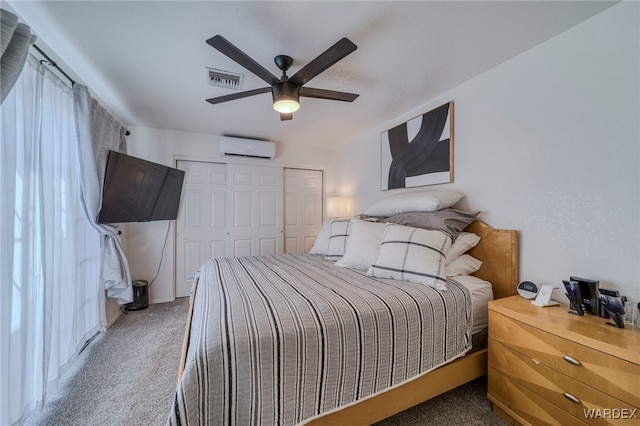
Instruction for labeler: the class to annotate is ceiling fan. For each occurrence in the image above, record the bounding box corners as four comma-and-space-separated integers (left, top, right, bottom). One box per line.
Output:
205, 35, 359, 121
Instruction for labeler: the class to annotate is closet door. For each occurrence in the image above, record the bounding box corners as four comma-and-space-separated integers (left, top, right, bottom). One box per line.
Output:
174, 162, 318, 298
175, 161, 228, 298
227, 164, 283, 257
284, 168, 323, 254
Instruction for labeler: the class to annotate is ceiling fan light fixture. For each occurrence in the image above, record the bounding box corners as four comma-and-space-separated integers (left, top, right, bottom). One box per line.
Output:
273, 97, 300, 113
272, 82, 300, 113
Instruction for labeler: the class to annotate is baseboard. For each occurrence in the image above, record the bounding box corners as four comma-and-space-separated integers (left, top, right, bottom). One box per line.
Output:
105, 309, 122, 329
150, 296, 175, 304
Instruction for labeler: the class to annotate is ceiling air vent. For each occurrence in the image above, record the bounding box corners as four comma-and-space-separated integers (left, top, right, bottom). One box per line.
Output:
207, 68, 243, 91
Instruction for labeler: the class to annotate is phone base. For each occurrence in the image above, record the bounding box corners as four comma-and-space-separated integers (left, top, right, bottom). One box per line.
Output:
531, 300, 559, 307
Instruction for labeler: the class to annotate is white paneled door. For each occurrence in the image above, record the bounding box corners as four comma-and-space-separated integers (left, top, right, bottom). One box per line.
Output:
284, 168, 323, 254
175, 161, 285, 297
175, 161, 228, 297
227, 163, 283, 257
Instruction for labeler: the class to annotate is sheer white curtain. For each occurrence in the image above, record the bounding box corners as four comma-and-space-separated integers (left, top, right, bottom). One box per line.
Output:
0, 55, 101, 425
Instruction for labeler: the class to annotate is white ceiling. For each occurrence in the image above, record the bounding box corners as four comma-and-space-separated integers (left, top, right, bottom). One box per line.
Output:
7, 1, 615, 149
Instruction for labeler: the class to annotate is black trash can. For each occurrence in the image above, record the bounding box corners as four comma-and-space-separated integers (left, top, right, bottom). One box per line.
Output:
124, 280, 149, 311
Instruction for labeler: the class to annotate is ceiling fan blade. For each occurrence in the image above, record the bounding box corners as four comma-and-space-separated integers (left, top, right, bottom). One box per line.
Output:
280, 113, 293, 121
206, 87, 271, 105
300, 87, 359, 102
289, 38, 357, 86
206, 35, 279, 85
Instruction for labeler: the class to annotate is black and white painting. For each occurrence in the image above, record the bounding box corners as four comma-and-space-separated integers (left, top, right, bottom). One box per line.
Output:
381, 102, 453, 190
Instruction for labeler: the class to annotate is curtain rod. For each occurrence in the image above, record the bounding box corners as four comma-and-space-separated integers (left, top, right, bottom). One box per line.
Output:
32, 44, 76, 86
31, 43, 131, 137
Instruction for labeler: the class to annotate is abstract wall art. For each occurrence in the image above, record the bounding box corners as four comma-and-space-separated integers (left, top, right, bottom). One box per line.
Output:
381, 101, 454, 190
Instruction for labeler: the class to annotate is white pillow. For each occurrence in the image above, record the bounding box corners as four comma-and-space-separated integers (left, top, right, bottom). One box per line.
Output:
325, 219, 351, 261
335, 218, 387, 270
446, 232, 481, 264
446, 254, 483, 277
309, 221, 332, 255
367, 224, 452, 290
363, 190, 463, 217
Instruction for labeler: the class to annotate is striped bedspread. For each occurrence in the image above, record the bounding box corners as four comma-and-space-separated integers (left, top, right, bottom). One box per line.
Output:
169, 254, 472, 425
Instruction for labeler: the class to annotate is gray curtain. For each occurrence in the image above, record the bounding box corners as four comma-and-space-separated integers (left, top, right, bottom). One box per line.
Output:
74, 84, 133, 306
1, 8, 35, 103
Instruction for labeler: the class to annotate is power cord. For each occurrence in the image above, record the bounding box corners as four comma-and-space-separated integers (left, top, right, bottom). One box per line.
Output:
148, 220, 172, 288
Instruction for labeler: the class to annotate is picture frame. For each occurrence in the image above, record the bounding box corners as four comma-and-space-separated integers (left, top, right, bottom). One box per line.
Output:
381, 101, 454, 190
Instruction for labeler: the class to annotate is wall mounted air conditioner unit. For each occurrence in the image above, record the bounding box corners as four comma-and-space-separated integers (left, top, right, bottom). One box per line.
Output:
220, 136, 276, 160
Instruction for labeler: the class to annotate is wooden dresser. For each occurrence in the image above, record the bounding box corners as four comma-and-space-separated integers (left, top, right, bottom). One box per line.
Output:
488, 296, 640, 426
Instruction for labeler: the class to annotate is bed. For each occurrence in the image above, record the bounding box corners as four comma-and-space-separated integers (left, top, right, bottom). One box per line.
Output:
170, 219, 518, 425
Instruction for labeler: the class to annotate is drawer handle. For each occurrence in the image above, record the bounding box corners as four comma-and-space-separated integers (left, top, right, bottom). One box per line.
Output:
563, 355, 582, 366
563, 392, 581, 404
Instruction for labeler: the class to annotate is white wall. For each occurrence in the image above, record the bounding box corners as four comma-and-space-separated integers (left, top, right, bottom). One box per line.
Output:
332, 2, 640, 304
122, 127, 334, 305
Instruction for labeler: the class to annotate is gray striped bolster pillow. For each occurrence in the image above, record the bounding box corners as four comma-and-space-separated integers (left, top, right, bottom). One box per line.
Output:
367, 223, 452, 290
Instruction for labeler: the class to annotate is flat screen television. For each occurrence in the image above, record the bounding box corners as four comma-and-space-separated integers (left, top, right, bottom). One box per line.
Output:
97, 150, 185, 224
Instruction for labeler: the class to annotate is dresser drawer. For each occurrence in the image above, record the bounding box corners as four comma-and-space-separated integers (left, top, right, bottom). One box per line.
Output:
489, 311, 640, 408
488, 367, 588, 426
490, 339, 634, 425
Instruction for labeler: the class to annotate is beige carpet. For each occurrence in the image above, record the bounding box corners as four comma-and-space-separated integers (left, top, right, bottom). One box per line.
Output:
25, 298, 190, 426
25, 297, 504, 425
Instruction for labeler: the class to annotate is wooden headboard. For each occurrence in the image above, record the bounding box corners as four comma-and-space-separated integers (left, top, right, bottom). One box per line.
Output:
465, 220, 519, 300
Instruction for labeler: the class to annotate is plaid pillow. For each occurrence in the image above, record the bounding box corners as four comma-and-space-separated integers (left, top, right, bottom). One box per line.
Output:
325, 219, 351, 261
367, 224, 452, 290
